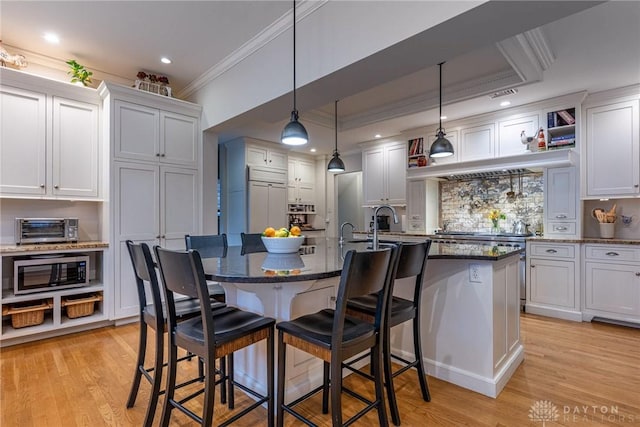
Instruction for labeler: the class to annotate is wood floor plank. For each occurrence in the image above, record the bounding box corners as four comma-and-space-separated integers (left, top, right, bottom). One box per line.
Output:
1, 313, 639, 426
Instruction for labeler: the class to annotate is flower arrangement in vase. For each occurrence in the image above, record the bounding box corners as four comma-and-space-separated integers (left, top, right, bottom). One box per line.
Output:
134, 71, 172, 97
488, 209, 506, 233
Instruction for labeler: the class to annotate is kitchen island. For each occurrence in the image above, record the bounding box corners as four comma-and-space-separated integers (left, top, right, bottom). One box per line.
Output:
200, 238, 523, 402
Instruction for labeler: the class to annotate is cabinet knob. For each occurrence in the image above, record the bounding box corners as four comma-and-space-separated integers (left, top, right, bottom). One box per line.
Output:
635, 184, 639, 188
156, 153, 161, 157
269, 159, 272, 163
531, 265, 535, 268
606, 252, 619, 257
156, 235, 161, 239
161, 235, 165, 238
54, 185, 59, 189
546, 249, 558, 254
161, 153, 165, 157
555, 214, 567, 219
40, 184, 45, 188
636, 272, 640, 277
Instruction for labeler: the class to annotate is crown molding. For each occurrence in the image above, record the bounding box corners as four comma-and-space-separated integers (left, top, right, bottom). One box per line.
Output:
179, 0, 327, 100
496, 28, 555, 83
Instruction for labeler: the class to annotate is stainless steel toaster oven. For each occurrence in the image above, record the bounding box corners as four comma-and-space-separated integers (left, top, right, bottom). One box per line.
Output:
15, 218, 79, 245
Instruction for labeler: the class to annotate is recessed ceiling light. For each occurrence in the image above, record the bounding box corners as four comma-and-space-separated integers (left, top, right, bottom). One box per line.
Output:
500, 101, 511, 107
440, 115, 447, 120
310, 148, 316, 153
375, 134, 381, 138
160, 57, 172, 64
43, 33, 60, 44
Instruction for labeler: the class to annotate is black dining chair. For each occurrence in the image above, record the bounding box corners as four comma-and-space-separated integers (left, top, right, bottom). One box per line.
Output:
155, 246, 275, 427
124, 240, 227, 427
185, 234, 227, 303
240, 232, 267, 254
276, 246, 398, 427
344, 240, 432, 426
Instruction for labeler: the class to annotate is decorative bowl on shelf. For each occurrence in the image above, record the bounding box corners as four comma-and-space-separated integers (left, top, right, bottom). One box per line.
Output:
261, 236, 304, 254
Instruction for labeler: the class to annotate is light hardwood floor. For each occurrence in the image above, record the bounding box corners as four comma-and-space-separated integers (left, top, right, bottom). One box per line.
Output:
1, 313, 639, 426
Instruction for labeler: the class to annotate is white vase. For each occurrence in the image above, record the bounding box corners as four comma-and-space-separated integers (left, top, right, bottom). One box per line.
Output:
599, 223, 615, 239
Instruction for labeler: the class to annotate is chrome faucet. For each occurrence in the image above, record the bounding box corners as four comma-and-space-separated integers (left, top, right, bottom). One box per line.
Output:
372, 205, 398, 250
339, 222, 355, 245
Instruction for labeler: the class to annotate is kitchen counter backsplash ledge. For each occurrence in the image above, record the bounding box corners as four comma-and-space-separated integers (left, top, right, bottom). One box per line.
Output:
0, 241, 109, 254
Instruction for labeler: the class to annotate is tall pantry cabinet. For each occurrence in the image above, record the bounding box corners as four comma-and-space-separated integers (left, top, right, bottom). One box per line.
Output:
99, 82, 202, 319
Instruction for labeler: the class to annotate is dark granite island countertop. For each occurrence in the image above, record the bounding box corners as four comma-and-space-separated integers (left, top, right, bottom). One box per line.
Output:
200, 238, 523, 283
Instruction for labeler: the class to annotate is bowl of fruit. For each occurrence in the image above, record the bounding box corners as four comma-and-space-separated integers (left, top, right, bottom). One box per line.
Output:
261, 226, 304, 254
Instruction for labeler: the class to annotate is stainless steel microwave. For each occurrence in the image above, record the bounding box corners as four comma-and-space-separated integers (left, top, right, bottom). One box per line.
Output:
13, 254, 89, 295
15, 218, 79, 245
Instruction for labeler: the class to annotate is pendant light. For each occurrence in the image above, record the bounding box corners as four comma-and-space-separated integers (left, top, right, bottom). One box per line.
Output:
429, 61, 454, 158
327, 100, 346, 172
281, 0, 308, 146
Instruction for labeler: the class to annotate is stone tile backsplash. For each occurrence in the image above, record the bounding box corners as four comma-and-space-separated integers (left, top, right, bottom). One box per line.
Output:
439, 172, 544, 233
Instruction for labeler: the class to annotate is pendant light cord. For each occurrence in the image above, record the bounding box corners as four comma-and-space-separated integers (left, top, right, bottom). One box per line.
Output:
292, 0, 297, 112
438, 61, 444, 131
334, 100, 338, 153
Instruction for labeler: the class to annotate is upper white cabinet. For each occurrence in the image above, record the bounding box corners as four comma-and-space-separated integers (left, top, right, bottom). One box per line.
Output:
114, 100, 198, 168
246, 144, 287, 169
0, 79, 100, 200
459, 123, 495, 162
288, 156, 315, 204
544, 166, 579, 238
584, 98, 640, 198
497, 114, 539, 157
362, 141, 406, 206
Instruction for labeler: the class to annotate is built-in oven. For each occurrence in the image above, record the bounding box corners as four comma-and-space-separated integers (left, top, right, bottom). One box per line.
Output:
13, 254, 89, 295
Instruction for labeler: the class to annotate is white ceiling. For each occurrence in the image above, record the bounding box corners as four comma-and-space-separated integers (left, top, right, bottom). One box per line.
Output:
2, 1, 639, 157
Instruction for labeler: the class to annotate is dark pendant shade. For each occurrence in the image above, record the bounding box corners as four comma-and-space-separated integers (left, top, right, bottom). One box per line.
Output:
429, 61, 454, 158
281, 110, 308, 146
327, 99, 345, 172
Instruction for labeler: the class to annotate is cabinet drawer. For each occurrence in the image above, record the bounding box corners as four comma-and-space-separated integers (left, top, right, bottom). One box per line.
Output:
584, 245, 640, 262
546, 222, 576, 235
529, 243, 575, 258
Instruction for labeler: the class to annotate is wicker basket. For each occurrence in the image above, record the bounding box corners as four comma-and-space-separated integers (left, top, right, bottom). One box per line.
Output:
62, 293, 103, 319
3, 300, 53, 329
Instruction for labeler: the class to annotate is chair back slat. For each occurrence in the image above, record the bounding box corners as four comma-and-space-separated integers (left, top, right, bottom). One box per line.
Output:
125, 240, 165, 328
240, 232, 267, 254
395, 241, 430, 280
185, 234, 228, 258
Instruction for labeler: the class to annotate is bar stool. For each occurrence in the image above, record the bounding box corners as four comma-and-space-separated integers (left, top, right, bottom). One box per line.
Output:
276, 246, 398, 427
124, 241, 226, 427
240, 232, 267, 254
345, 240, 432, 426
185, 234, 228, 303
155, 246, 275, 427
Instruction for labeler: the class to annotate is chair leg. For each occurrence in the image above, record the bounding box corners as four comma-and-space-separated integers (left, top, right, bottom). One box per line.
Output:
330, 359, 343, 426
372, 341, 389, 427
412, 317, 431, 402
384, 326, 401, 426
228, 353, 235, 409
126, 321, 147, 408
267, 329, 275, 427
160, 338, 178, 427
202, 355, 217, 427
322, 361, 330, 414
276, 330, 286, 427
220, 356, 227, 405
142, 328, 164, 427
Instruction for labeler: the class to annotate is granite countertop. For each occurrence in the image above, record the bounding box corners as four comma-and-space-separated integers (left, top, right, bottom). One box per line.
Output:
0, 241, 109, 254
200, 238, 522, 284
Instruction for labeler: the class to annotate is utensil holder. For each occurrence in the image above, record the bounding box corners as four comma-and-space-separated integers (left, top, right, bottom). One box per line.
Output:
599, 223, 615, 239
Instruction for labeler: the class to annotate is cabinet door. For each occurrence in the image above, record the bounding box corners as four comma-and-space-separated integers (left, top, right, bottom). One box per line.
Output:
545, 166, 577, 221
52, 97, 99, 198
268, 184, 287, 229
0, 86, 46, 196
114, 101, 160, 162
460, 123, 495, 161
386, 143, 407, 205
584, 262, 640, 316
498, 114, 538, 157
529, 258, 575, 308
247, 145, 268, 166
160, 166, 199, 249
115, 238, 158, 319
160, 111, 198, 168
586, 100, 640, 197
287, 160, 297, 203
407, 180, 426, 232
249, 181, 270, 233
363, 147, 385, 205
268, 150, 288, 169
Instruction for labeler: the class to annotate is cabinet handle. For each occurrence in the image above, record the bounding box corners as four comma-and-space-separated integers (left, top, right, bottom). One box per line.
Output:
556, 226, 568, 231
40, 184, 45, 188
545, 249, 558, 254
605, 252, 619, 257
555, 214, 567, 219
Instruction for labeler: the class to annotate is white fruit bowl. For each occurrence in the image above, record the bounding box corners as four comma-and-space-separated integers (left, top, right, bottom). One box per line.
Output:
261, 253, 305, 271
261, 236, 304, 254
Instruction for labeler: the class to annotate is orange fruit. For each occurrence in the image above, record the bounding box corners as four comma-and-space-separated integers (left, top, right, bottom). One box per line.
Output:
290, 226, 301, 236
263, 227, 276, 237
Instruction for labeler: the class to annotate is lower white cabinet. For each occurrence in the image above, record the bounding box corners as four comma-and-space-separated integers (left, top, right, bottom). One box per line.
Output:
583, 244, 640, 323
526, 242, 581, 321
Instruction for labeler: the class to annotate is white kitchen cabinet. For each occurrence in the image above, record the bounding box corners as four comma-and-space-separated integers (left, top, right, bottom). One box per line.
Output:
497, 114, 539, 157
114, 100, 198, 168
459, 123, 495, 162
247, 144, 287, 169
362, 141, 406, 206
406, 179, 439, 233
526, 242, 581, 321
113, 162, 199, 318
249, 181, 287, 233
288, 156, 315, 203
585, 99, 640, 198
0, 83, 99, 199
583, 244, 640, 323
544, 166, 579, 238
